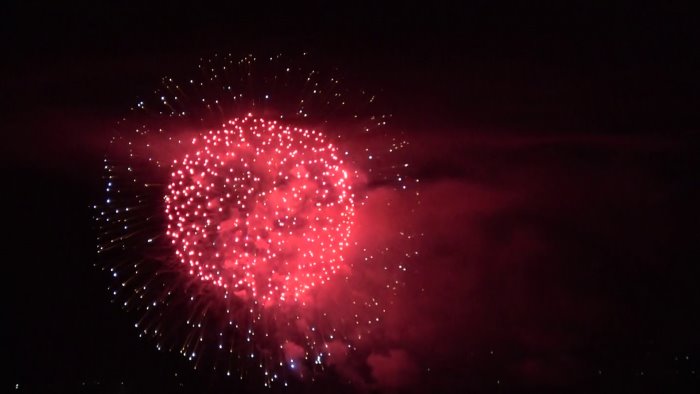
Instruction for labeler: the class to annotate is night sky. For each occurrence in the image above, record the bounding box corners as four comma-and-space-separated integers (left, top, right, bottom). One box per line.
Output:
6, 2, 700, 393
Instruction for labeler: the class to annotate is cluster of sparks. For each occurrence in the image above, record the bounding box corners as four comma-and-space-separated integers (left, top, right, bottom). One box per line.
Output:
94, 53, 418, 387
165, 116, 355, 304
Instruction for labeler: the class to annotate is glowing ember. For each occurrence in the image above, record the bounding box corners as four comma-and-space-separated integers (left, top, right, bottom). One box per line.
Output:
165, 115, 355, 304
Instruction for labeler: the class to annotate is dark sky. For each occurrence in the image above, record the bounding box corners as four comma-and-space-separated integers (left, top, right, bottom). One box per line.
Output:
6, 1, 700, 393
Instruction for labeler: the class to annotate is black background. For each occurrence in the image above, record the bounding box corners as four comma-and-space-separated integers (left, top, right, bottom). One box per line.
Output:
5, 1, 700, 393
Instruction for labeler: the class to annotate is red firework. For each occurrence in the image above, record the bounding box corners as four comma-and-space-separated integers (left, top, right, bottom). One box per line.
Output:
94, 53, 416, 386
165, 115, 356, 304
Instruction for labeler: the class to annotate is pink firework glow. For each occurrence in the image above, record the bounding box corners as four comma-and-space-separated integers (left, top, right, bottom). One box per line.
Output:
165, 115, 356, 304
94, 53, 418, 387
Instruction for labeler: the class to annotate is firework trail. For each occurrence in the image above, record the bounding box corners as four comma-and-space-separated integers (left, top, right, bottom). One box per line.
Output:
94, 53, 419, 387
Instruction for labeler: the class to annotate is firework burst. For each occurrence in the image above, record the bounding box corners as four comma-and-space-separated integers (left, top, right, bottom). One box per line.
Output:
94, 53, 418, 387
165, 116, 356, 304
